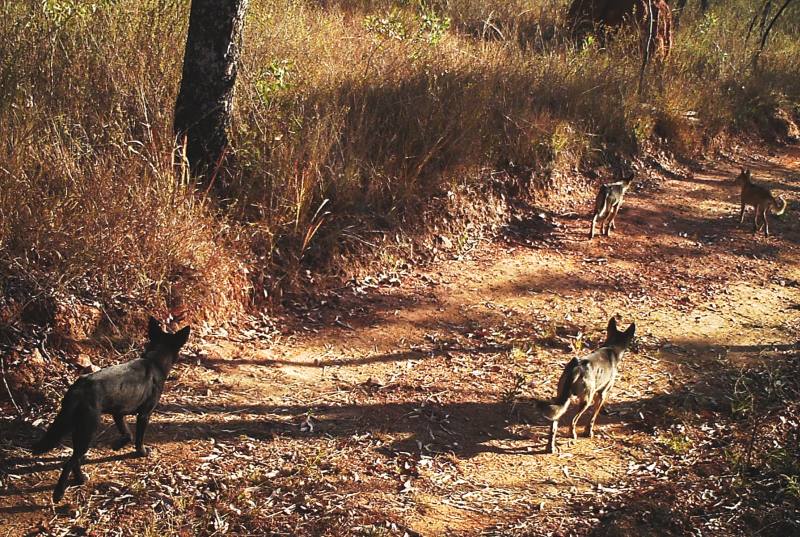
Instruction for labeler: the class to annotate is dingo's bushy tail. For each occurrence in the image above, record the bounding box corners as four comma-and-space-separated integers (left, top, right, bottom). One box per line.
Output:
535, 357, 581, 420
773, 195, 787, 216
31, 388, 79, 454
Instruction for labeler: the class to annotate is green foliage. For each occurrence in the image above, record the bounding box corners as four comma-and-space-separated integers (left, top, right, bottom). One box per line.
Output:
364, 2, 450, 45
416, 2, 450, 45
783, 474, 800, 500
255, 59, 294, 103
659, 432, 693, 455
42, 0, 113, 26
364, 8, 408, 40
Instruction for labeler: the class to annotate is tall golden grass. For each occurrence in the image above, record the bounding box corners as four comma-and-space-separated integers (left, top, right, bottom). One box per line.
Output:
1, 0, 799, 325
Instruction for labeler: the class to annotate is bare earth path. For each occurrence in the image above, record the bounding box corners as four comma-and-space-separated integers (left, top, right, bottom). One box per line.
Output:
3, 148, 800, 536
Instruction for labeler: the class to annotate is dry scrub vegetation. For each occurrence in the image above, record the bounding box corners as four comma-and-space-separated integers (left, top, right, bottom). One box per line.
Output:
4, 3, 800, 535
1, 0, 799, 329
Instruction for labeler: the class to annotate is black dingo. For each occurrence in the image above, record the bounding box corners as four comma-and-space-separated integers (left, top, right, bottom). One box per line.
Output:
32, 317, 190, 502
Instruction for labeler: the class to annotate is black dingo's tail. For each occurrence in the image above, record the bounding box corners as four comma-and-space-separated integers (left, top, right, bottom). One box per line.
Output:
31, 389, 79, 454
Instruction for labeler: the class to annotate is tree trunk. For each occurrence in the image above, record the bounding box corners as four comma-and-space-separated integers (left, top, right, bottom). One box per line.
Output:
753, 0, 794, 69
747, 2, 772, 43
174, 0, 249, 182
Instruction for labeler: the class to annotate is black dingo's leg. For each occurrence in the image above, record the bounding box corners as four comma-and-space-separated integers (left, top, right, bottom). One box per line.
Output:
112, 414, 132, 450
134, 413, 152, 457
53, 410, 97, 502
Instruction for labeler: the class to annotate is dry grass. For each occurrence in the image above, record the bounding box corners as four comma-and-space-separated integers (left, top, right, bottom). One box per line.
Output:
1, 1, 247, 327
1, 0, 799, 331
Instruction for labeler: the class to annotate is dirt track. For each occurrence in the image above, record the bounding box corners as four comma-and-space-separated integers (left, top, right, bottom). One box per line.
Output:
2, 148, 800, 536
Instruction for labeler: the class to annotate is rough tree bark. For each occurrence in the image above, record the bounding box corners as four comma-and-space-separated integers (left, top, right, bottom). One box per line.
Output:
174, 0, 249, 181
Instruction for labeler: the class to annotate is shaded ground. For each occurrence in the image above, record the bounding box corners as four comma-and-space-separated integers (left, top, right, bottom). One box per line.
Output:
2, 148, 800, 536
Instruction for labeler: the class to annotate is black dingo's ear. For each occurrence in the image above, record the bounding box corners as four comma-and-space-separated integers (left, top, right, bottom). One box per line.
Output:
607, 316, 619, 336
744, 168, 752, 178
624, 322, 636, 342
171, 326, 191, 349
148, 316, 163, 342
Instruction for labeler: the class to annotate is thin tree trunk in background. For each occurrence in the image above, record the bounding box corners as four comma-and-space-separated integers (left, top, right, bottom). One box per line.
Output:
638, 0, 655, 95
174, 0, 249, 182
753, 0, 794, 69
747, 1, 773, 43
759, 0, 793, 51
760, 0, 774, 31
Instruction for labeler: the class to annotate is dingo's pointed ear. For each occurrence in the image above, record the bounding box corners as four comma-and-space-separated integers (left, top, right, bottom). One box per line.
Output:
607, 316, 619, 335
624, 323, 636, 340
148, 316, 162, 342
172, 326, 191, 349
745, 168, 752, 178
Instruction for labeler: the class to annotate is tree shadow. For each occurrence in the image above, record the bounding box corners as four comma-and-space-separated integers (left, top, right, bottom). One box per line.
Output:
479, 342, 795, 534
0, 502, 50, 515
493, 270, 627, 297
614, 203, 787, 259
154, 373, 646, 458
701, 152, 800, 193
2, 452, 139, 488
195, 342, 509, 369
1, 397, 546, 502
41, 390, 625, 465
674, 340, 800, 355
